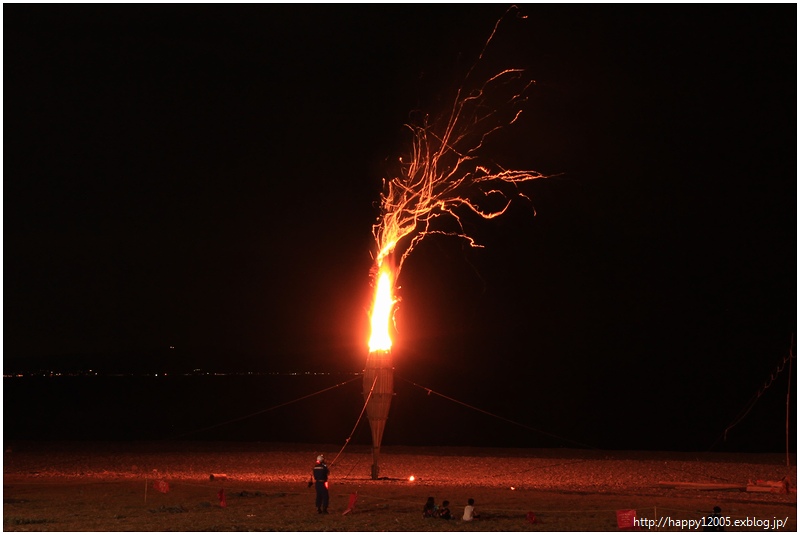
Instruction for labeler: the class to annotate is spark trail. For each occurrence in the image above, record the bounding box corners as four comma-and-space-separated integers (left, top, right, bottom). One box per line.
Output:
369, 5, 547, 344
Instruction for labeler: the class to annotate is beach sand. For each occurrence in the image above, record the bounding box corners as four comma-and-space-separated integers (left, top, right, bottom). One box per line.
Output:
3, 441, 796, 531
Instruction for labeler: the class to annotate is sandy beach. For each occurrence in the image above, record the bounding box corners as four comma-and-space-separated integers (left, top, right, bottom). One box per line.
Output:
2, 441, 796, 531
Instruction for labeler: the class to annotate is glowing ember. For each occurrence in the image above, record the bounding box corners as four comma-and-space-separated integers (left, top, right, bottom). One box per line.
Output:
368, 264, 396, 352
409, 475, 416, 482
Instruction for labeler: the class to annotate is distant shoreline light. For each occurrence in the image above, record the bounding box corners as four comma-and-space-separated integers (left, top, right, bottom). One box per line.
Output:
3, 371, 362, 378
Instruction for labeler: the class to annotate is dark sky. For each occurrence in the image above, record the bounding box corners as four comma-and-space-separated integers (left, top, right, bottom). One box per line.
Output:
4, 5, 796, 451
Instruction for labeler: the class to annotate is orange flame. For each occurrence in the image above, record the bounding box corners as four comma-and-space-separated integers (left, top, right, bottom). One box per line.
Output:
368, 263, 396, 352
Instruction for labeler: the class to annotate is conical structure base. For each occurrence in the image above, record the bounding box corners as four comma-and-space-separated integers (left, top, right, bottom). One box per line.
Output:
363, 349, 393, 480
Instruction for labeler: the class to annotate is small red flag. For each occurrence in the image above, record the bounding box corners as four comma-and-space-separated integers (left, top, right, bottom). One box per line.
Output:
218, 488, 227, 508
343, 492, 358, 515
152, 480, 170, 494
616, 509, 637, 529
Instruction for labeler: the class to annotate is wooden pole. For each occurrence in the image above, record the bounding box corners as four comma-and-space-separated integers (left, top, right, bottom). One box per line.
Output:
786, 342, 793, 468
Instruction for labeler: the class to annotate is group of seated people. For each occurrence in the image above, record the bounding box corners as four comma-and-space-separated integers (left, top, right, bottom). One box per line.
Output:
423, 497, 479, 521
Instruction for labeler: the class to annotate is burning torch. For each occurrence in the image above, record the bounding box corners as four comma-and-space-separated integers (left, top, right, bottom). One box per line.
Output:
363, 259, 396, 480
362, 5, 545, 480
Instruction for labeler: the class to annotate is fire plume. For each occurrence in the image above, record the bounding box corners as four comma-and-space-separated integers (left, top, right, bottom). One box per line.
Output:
368, 263, 395, 352
368, 7, 546, 347
363, 8, 543, 479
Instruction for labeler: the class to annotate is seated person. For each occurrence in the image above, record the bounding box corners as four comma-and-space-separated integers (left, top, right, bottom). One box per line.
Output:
438, 500, 452, 520
422, 497, 437, 518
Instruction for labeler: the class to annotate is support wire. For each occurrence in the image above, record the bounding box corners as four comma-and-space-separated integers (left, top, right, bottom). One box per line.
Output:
166, 376, 361, 440
398, 375, 597, 450
709, 337, 795, 451
329, 374, 377, 467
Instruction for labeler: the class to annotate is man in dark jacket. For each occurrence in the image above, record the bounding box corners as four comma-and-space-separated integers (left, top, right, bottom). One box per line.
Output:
311, 454, 330, 513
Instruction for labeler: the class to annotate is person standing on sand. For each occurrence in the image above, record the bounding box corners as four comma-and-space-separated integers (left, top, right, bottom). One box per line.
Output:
311, 454, 330, 513
462, 497, 479, 521
703, 505, 724, 531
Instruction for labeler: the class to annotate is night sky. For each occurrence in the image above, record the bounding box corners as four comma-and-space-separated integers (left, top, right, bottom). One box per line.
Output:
4, 5, 796, 452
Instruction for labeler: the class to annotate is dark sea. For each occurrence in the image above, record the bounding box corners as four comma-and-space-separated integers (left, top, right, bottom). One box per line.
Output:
3, 373, 793, 454
3, 373, 520, 446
